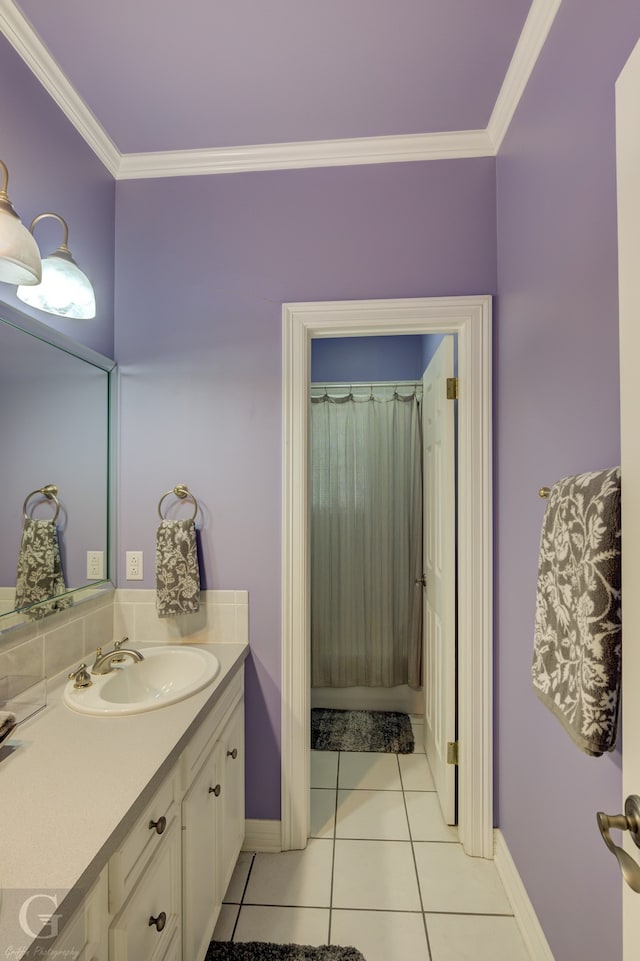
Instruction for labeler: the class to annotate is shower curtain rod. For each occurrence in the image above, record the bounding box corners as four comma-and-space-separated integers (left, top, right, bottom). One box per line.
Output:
310, 379, 422, 390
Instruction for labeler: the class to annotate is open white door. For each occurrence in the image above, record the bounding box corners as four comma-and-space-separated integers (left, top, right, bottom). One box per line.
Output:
617, 36, 640, 959
422, 335, 456, 824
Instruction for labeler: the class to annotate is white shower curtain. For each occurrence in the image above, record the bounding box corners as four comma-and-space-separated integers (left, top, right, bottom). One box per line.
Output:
310, 384, 423, 690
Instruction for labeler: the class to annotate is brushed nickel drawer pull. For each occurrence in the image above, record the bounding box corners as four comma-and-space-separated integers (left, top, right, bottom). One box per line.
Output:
209, 784, 221, 797
227, 748, 238, 759
148, 911, 166, 932
149, 815, 166, 835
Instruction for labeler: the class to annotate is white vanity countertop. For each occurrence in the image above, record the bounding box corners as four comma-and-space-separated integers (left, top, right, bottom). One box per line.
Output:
0, 640, 248, 944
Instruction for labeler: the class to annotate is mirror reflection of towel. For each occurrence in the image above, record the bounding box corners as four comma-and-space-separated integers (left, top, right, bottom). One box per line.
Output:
156, 518, 201, 618
0, 711, 16, 745
532, 467, 621, 756
14, 518, 69, 620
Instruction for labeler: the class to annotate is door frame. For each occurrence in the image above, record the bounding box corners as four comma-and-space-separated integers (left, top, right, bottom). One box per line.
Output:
616, 36, 640, 957
281, 295, 493, 858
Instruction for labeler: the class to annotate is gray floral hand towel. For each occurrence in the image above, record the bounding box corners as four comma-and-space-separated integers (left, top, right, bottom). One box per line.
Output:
532, 467, 621, 756
14, 518, 69, 619
156, 518, 201, 617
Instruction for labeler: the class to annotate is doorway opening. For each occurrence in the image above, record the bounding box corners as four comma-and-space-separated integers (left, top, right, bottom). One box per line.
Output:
281, 296, 492, 858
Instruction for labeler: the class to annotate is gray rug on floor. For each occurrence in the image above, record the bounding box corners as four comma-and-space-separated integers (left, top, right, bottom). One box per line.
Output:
206, 944, 365, 961
310, 708, 414, 753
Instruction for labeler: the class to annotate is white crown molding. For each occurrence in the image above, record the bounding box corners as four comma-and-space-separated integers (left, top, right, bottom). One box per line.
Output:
1, 0, 560, 178
487, 0, 562, 152
116, 130, 493, 180
0, 0, 120, 177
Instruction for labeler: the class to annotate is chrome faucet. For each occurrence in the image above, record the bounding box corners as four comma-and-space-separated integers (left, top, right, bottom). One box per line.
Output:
91, 637, 144, 675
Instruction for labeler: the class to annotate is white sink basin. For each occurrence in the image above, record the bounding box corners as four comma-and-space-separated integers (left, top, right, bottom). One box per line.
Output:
63, 646, 220, 716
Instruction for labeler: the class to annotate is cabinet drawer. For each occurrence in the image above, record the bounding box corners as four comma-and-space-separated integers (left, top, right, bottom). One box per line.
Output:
109, 766, 179, 910
181, 669, 243, 787
109, 819, 181, 961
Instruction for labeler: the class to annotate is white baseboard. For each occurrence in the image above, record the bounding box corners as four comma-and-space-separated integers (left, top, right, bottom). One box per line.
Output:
494, 830, 556, 961
243, 819, 282, 852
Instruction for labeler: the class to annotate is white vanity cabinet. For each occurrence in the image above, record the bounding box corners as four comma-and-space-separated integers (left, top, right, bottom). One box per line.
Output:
49, 661, 245, 961
181, 670, 245, 961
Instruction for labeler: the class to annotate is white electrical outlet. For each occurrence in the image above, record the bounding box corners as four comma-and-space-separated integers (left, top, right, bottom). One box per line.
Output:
86, 550, 104, 580
126, 550, 143, 580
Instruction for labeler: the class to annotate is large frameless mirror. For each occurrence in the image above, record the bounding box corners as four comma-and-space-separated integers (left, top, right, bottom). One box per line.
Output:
0, 303, 114, 632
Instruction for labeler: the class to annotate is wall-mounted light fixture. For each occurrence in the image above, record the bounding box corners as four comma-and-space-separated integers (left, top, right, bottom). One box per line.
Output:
17, 212, 96, 319
0, 159, 42, 286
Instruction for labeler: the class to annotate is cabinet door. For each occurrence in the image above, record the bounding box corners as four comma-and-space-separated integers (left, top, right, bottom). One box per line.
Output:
182, 741, 224, 961
219, 699, 245, 893
51, 869, 108, 961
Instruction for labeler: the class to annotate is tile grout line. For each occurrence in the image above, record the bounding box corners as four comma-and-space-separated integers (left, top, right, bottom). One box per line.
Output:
399, 751, 434, 961
326, 751, 340, 945
230, 852, 256, 941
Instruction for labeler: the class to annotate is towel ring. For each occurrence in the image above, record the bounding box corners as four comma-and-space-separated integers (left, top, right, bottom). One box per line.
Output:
157, 484, 198, 521
539, 487, 551, 499
23, 484, 60, 523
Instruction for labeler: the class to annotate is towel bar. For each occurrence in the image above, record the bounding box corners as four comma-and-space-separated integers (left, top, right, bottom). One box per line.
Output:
157, 484, 198, 521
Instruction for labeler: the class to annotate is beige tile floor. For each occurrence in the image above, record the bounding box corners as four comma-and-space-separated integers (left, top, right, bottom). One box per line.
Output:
213, 744, 531, 961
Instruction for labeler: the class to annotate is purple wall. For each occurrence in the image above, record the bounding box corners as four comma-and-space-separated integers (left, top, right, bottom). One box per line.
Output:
114, 158, 497, 819
311, 335, 423, 382
0, 37, 115, 358
495, 3, 640, 960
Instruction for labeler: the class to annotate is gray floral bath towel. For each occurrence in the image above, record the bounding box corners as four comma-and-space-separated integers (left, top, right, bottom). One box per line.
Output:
532, 467, 621, 756
156, 518, 201, 617
14, 517, 70, 619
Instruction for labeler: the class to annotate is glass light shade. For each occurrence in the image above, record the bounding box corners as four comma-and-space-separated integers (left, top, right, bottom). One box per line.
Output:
17, 253, 96, 320
0, 205, 42, 285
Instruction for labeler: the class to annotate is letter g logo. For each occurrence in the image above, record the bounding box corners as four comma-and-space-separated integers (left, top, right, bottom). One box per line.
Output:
18, 893, 61, 940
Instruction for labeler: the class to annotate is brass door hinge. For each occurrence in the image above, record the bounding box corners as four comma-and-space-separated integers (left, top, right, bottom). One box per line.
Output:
446, 377, 458, 400
447, 741, 459, 765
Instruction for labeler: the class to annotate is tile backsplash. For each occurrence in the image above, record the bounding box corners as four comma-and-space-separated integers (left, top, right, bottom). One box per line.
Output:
114, 589, 249, 646
0, 589, 248, 685
0, 589, 114, 684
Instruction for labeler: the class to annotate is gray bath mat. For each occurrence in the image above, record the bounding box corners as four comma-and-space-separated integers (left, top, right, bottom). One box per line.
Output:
206, 944, 365, 961
310, 708, 414, 753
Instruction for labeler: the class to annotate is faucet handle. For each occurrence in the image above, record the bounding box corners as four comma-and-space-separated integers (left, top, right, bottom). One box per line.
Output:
68, 664, 92, 689
114, 637, 129, 651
